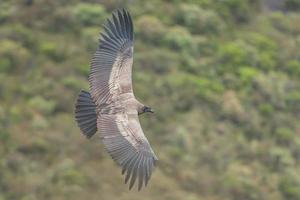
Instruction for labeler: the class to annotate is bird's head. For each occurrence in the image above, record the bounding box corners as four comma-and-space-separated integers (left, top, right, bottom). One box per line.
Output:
139, 106, 154, 115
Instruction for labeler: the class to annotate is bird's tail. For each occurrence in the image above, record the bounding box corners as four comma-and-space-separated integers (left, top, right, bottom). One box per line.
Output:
75, 90, 97, 138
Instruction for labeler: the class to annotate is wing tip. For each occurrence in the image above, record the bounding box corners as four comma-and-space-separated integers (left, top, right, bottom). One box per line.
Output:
102, 8, 133, 41
121, 155, 158, 191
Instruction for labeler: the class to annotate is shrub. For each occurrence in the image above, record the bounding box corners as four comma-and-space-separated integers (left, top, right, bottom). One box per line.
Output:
31, 114, 49, 129
163, 26, 194, 51
221, 162, 262, 200
63, 76, 85, 90
28, 96, 56, 115
0, 58, 11, 73
268, 147, 295, 171
10, 105, 23, 123
258, 52, 276, 70
0, 130, 10, 141
39, 41, 65, 62
289, 13, 300, 35
136, 15, 166, 43
74, 64, 90, 76
222, 90, 246, 122
238, 66, 259, 84
17, 139, 49, 156
216, 0, 258, 23
166, 73, 224, 109
176, 4, 225, 34
245, 33, 277, 52
240, 33, 278, 70
246, 33, 278, 70
285, 0, 300, 11
81, 27, 99, 51
72, 3, 106, 26
286, 91, 300, 112
253, 72, 290, 108
49, 7, 78, 32
279, 172, 300, 200
0, 2, 13, 23
258, 103, 274, 116
189, 75, 224, 100
274, 127, 294, 145
217, 41, 250, 73
135, 48, 179, 74
285, 60, 300, 76
269, 12, 292, 33
1, 24, 36, 49
51, 159, 87, 186
0, 40, 30, 72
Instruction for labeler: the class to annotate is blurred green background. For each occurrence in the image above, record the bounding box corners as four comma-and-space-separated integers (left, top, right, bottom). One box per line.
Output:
1, 0, 300, 199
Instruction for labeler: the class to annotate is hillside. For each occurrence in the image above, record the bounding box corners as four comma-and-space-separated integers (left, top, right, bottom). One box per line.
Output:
0, 0, 300, 200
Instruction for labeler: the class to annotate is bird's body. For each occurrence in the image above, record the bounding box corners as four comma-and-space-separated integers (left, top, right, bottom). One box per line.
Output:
75, 9, 157, 190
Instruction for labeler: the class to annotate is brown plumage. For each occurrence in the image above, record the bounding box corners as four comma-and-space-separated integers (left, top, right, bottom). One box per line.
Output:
75, 9, 158, 190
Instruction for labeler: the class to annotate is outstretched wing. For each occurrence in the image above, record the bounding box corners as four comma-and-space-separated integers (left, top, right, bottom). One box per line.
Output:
98, 112, 158, 190
89, 9, 134, 107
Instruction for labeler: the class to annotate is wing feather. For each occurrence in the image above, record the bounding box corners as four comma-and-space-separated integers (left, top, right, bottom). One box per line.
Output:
89, 9, 134, 107
88, 9, 156, 190
138, 156, 145, 191
98, 113, 158, 190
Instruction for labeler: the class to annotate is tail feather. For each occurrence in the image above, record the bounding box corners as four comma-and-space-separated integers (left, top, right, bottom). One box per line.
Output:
75, 90, 97, 138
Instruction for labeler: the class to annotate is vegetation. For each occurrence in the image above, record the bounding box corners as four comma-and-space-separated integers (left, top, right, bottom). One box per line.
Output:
0, 0, 300, 199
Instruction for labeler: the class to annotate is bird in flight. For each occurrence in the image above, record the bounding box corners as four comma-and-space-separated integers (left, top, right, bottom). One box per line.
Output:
75, 9, 158, 190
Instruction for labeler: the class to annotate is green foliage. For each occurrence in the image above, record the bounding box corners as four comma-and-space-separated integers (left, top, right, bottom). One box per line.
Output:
18, 139, 50, 156
279, 172, 300, 200
253, 72, 293, 108
269, 12, 292, 33
258, 103, 274, 116
28, 96, 56, 115
221, 163, 262, 200
136, 51, 178, 74
81, 27, 100, 51
0, 2, 13, 23
176, 4, 225, 34
63, 76, 85, 90
268, 147, 295, 171
31, 114, 49, 130
1, 1, 300, 200
215, 0, 259, 23
286, 91, 300, 112
217, 41, 249, 72
136, 15, 166, 43
1, 24, 36, 49
52, 166, 87, 186
72, 3, 106, 26
285, 60, 300, 76
275, 127, 294, 145
222, 90, 245, 122
0, 58, 11, 73
285, 0, 300, 10
0, 40, 30, 72
163, 26, 194, 50
74, 64, 90, 76
0, 130, 10, 141
39, 41, 67, 62
238, 66, 259, 83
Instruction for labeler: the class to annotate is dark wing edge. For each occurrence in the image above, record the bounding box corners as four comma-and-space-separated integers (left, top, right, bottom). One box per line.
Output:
88, 9, 134, 106
100, 9, 133, 48
98, 114, 158, 191
75, 90, 97, 138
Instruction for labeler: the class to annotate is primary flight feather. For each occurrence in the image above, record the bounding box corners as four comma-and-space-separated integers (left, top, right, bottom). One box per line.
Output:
75, 9, 158, 190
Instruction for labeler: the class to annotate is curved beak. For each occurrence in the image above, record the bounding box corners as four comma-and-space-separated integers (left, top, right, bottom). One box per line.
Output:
145, 107, 154, 113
